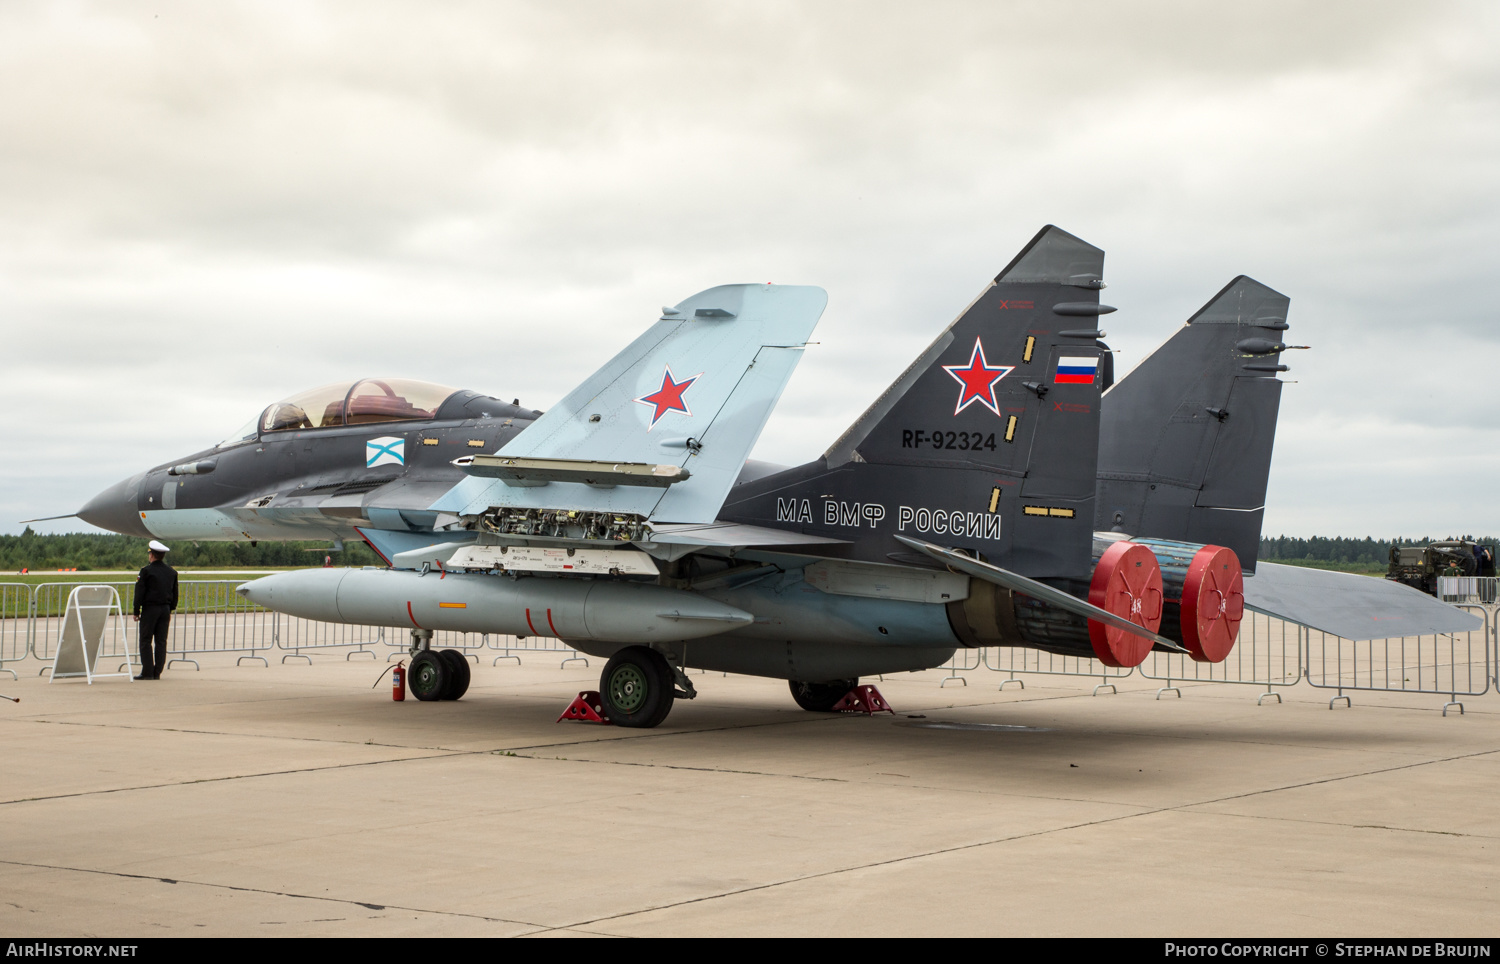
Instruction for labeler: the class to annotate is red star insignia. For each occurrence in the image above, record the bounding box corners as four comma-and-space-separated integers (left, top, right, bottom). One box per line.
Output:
942, 338, 1014, 416
634, 364, 700, 430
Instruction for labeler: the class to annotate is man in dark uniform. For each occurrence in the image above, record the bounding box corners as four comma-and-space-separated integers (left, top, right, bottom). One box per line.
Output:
133, 540, 178, 680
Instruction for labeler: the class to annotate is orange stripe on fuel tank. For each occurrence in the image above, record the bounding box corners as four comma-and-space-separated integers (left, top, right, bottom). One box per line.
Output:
438, 602, 466, 609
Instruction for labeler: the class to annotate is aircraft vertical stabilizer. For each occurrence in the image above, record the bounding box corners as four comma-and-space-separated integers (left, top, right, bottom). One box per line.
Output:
430, 284, 826, 525
721, 225, 1111, 582
1096, 277, 1294, 571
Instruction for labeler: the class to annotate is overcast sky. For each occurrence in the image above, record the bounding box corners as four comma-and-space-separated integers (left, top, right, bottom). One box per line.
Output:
3, 1, 1497, 539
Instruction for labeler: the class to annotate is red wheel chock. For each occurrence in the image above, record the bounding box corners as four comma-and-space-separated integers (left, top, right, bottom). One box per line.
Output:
558, 691, 612, 724
830, 684, 894, 715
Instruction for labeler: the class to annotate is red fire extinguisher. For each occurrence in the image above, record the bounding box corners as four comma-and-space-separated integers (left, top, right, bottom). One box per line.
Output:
392, 660, 406, 701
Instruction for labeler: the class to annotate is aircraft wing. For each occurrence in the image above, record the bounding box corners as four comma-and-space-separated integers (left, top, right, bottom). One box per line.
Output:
1243, 563, 1483, 640
430, 284, 826, 525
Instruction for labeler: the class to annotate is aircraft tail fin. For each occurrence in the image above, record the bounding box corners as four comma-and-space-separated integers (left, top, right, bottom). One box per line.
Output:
722, 225, 1113, 580
430, 284, 826, 525
1095, 276, 1295, 572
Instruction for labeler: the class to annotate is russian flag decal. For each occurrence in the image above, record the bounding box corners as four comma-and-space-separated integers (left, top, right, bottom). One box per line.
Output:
1053, 356, 1100, 385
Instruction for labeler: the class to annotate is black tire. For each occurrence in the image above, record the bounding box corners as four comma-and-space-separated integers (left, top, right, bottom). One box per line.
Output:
438, 649, 471, 700
409, 650, 448, 702
599, 647, 674, 728
789, 678, 857, 712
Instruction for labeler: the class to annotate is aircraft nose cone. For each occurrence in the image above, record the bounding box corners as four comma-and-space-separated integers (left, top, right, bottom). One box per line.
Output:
78, 473, 151, 538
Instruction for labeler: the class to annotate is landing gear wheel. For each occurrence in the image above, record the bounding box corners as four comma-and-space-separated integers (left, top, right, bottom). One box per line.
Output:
789, 679, 857, 712
599, 647, 674, 728
437, 649, 471, 700
408, 650, 448, 702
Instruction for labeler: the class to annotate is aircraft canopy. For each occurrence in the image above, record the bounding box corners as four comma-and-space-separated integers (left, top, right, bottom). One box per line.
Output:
216, 378, 462, 447
262, 378, 460, 433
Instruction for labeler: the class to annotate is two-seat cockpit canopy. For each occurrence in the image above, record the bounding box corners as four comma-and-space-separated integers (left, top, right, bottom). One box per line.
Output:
218, 378, 461, 448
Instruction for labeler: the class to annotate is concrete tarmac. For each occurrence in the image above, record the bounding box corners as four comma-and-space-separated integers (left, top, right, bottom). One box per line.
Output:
0, 654, 1497, 937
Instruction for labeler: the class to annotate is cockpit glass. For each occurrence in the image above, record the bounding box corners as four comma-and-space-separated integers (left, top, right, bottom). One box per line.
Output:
262, 381, 355, 433
217, 415, 261, 449
344, 378, 458, 425
259, 378, 458, 433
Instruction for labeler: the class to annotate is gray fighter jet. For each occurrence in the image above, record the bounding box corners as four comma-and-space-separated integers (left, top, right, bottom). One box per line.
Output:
60, 227, 1478, 726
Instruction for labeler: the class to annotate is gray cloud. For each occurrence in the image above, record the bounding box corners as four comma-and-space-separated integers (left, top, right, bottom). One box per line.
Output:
3, 0, 1496, 538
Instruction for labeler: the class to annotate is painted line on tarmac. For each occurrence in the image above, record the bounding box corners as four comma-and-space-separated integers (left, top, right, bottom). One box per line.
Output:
0, 713, 861, 806
0, 858, 545, 928
0, 750, 464, 806
546, 743, 1500, 933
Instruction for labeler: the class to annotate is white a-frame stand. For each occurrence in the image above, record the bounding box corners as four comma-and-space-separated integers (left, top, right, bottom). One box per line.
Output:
49, 585, 133, 684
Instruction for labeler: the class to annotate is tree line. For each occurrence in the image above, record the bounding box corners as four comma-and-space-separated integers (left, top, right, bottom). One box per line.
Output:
1258, 535, 1494, 565
1, 529, 382, 571
4, 529, 1494, 572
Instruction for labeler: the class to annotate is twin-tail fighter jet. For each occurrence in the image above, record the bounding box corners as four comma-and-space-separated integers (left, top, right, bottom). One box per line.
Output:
60, 226, 1479, 726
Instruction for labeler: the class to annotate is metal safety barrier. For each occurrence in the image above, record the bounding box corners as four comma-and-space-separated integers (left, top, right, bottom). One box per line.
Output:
379, 628, 493, 664
7, 578, 1500, 717
1138, 610, 1303, 703
274, 615, 386, 663
487, 633, 588, 668
1303, 604, 1491, 715
1493, 605, 1499, 692
981, 645, 1135, 695
0, 583, 31, 679
165, 581, 277, 668
31, 580, 281, 672
1438, 576, 1499, 605
938, 648, 983, 687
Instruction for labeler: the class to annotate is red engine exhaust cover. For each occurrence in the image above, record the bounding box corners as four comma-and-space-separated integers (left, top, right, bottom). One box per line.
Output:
1087, 540, 1164, 667
1181, 545, 1244, 662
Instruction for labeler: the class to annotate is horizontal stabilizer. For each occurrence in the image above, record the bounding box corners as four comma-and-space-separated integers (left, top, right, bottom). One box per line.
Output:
432, 283, 826, 525
1243, 563, 1483, 640
894, 535, 1186, 652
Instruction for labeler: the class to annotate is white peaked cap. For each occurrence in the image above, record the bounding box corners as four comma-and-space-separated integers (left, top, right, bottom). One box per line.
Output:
148, 540, 170, 553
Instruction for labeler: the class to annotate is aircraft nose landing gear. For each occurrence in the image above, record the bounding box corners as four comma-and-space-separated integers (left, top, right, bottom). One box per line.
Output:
406, 629, 471, 701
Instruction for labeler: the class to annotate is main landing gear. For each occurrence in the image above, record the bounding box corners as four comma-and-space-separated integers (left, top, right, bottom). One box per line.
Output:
407, 629, 471, 702
789, 678, 858, 712
597, 645, 697, 728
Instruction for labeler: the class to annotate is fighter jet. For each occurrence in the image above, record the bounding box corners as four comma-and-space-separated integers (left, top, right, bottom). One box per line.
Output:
235, 225, 1195, 725
62, 226, 1479, 726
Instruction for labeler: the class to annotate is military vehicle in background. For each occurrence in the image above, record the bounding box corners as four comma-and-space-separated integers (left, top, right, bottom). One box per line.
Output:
1388, 540, 1497, 596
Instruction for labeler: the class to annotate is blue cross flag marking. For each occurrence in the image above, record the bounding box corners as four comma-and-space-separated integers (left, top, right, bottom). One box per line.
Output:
366, 436, 405, 469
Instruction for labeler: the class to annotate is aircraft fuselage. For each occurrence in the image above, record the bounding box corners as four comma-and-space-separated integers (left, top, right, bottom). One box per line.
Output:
79, 385, 534, 546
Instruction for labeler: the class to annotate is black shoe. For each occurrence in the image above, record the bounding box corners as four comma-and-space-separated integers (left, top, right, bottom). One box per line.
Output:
134, 674, 152, 681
